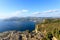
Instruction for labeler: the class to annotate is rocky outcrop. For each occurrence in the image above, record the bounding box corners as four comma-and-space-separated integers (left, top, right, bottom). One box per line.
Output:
52, 37, 58, 40
0, 30, 44, 40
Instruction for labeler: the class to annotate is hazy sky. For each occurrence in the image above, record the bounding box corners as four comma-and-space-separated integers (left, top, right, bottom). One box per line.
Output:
0, 0, 60, 19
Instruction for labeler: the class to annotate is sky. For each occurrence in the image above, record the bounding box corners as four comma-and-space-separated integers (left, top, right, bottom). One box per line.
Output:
0, 0, 60, 19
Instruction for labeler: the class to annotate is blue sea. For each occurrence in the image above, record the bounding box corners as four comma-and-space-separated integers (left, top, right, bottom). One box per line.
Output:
0, 21, 35, 32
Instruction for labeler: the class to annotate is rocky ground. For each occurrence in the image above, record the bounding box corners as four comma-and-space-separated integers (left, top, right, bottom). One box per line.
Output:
0, 30, 45, 40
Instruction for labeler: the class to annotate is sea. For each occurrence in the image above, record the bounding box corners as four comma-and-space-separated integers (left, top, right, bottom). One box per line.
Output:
0, 20, 35, 32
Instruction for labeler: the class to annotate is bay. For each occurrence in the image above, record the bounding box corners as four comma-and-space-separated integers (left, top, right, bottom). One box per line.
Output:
0, 21, 35, 32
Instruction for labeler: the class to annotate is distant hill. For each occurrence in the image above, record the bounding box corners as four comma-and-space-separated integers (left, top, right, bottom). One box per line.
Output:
3, 17, 60, 24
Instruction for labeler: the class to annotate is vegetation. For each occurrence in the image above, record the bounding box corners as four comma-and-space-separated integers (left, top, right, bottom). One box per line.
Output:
36, 18, 60, 40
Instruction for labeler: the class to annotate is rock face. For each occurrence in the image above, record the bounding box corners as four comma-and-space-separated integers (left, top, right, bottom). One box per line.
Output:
0, 31, 44, 40
52, 37, 58, 40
